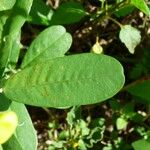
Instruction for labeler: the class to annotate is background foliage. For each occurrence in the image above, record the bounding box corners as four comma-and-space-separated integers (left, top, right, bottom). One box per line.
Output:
0, 0, 150, 150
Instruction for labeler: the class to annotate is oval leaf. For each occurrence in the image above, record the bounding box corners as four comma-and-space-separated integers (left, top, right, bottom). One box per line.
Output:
119, 25, 141, 54
132, 139, 150, 150
21, 25, 72, 68
4, 54, 125, 107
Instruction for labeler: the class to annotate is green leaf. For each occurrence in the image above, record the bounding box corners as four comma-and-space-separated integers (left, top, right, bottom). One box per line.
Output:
122, 102, 135, 118
0, 0, 16, 11
109, 99, 121, 110
126, 80, 150, 103
119, 25, 141, 54
78, 139, 87, 150
29, 0, 53, 25
21, 25, 72, 68
4, 53, 125, 107
115, 5, 135, 17
2, 102, 37, 150
131, 0, 150, 15
132, 139, 150, 150
50, 1, 86, 25
116, 117, 128, 130
0, 0, 33, 76
66, 106, 81, 127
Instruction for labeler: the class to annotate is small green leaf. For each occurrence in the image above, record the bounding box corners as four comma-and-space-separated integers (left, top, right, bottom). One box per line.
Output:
3, 102, 37, 150
119, 25, 141, 54
50, 1, 86, 25
66, 106, 81, 127
122, 102, 135, 119
21, 25, 72, 68
116, 117, 128, 130
132, 139, 150, 150
115, 5, 135, 17
0, 0, 16, 11
4, 54, 125, 107
127, 80, 150, 103
29, 0, 53, 25
78, 139, 87, 150
131, 0, 150, 15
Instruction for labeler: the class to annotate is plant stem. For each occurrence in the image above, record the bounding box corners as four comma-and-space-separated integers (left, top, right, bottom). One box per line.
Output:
107, 16, 123, 28
91, 0, 129, 23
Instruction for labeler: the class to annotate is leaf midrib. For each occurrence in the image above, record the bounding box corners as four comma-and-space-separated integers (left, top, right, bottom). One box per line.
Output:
5, 75, 120, 91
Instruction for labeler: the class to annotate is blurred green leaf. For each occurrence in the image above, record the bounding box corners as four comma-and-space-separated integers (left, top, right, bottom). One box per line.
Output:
50, 1, 86, 25
115, 5, 135, 17
132, 139, 150, 150
0, 0, 16, 11
59, 131, 69, 140
122, 102, 135, 118
29, 0, 53, 25
78, 139, 87, 150
131, 0, 150, 15
131, 113, 144, 123
116, 117, 128, 130
109, 99, 121, 110
127, 80, 150, 103
129, 49, 150, 79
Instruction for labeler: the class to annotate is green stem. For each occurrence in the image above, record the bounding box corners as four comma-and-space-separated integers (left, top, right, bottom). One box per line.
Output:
91, 0, 129, 23
107, 16, 123, 28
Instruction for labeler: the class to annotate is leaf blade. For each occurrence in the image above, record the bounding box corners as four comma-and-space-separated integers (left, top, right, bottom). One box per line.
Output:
132, 139, 150, 150
0, 0, 16, 11
119, 25, 141, 54
131, 0, 150, 15
50, 1, 86, 25
4, 54, 125, 107
21, 25, 72, 68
